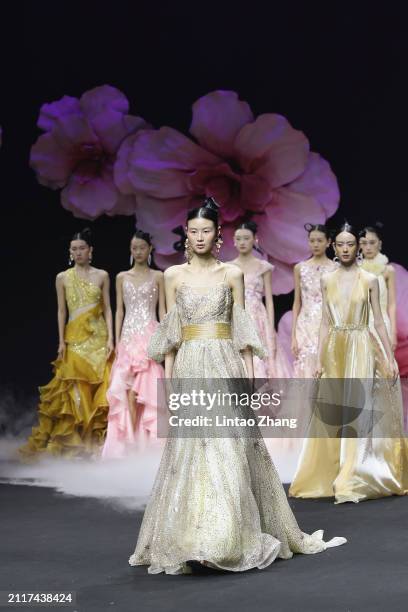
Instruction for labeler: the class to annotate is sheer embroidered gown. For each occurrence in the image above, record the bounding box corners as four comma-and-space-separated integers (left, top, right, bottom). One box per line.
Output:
243, 260, 291, 378
128, 279, 346, 574
293, 261, 337, 377
102, 272, 164, 458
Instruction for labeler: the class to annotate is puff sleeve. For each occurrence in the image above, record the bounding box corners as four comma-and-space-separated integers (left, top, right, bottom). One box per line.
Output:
147, 304, 182, 363
231, 302, 268, 360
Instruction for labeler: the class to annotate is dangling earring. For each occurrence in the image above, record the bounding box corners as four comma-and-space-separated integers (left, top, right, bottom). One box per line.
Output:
148, 252, 152, 266
332, 248, 339, 264
357, 249, 363, 266
130, 254, 134, 266
68, 254, 73, 266
89, 253, 93, 263
184, 238, 193, 264
215, 226, 223, 264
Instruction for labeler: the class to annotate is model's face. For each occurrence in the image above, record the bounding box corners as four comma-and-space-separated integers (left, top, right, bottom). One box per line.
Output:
186, 217, 216, 255
130, 238, 151, 264
334, 231, 357, 265
308, 230, 330, 256
359, 231, 381, 259
70, 240, 92, 264
233, 229, 255, 254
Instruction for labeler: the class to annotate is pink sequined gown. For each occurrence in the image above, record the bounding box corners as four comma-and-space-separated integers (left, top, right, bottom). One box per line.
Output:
293, 261, 337, 377
102, 274, 164, 458
244, 260, 291, 378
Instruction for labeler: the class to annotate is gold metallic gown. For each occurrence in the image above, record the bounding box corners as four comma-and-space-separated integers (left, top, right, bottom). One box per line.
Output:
129, 282, 346, 574
289, 268, 408, 503
19, 268, 112, 459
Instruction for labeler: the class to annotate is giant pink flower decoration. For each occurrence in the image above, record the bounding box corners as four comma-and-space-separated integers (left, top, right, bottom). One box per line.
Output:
394, 263, 408, 428
115, 90, 339, 291
30, 85, 149, 219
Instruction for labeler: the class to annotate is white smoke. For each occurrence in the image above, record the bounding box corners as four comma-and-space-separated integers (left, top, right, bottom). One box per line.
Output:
0, 437, 162, 511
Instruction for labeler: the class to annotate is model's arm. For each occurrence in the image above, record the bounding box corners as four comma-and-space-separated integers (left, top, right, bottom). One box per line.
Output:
230, 267, 254, 379
114, 274, 124, 349
101, 271, 114, 359
263, 270, 276, 356
370, 277, 398, 379
385, 266, 397, 351
291, 264, 301, 356
156, 271, 166, 322
163, 268, 178, 378
315, 276, 329, 377
56, 273, 67, 360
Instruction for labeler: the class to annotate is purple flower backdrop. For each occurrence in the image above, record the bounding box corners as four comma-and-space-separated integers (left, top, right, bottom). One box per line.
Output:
30, 87, 340, 293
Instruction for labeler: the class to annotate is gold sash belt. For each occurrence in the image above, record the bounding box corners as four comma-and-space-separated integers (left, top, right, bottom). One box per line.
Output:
330, 324, 368, 331
181, 322, 232, 341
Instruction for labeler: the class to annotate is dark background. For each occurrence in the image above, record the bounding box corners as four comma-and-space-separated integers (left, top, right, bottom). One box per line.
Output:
1, 1, 407, 394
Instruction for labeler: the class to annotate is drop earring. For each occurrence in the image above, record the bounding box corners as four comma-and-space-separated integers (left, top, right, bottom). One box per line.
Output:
148, 253, 152, 266
357, 249, 363, 265
184, 237, 192, 264
130, 254, 134, 266
215, 226, 223, 263
68, 254, 73, 266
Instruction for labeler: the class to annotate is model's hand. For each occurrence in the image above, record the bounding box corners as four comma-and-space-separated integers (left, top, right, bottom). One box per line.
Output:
106, 339, 114, 360
314, 363, 323, 379
386, 359, 399, 385
291, 337, 299, 357
57, 342, 66, 360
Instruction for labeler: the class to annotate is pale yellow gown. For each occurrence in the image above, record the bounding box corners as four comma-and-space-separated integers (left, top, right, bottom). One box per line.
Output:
129, 281, 346, 574
289, 267, 408, 503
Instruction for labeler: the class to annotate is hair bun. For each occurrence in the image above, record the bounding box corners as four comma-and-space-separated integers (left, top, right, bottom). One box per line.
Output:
203, 196, 220, 211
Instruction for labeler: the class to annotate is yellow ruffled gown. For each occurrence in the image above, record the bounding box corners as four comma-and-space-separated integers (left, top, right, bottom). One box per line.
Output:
289, 267, 408, 503
19, 268, 112, 459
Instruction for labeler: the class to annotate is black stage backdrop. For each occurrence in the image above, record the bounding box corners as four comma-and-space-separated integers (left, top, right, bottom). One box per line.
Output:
1, 2, 408, 394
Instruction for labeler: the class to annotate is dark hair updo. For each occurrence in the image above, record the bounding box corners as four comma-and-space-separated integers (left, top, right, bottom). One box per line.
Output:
333, 221, 359, 243
131, 227, 161, 270
186, 196, 220, 228
359, 221, 384, 241
71, 227, 93, 247
236, 220, 258, 236
304, 223, 330, 240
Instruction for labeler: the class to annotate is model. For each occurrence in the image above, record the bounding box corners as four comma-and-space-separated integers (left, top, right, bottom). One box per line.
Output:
102, 230, 165, 458
20, 228, 113, 458
128, 197, 346, 575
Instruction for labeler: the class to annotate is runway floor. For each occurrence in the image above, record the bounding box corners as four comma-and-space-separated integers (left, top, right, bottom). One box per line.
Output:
2, 482, 408, 612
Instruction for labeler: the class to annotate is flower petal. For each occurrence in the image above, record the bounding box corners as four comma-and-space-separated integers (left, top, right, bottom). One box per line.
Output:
80, 85, 129, 118
190, 90, 253, 157
253, 189, 326, 264
394, 263, 408, 339
61, 173, 119, 219
235, 114, 309, 188
38, 96, 81, 132
135, 195, 190, 255
52, 114, 98, 150
116, 127, 220, 198
30, 133, 73, 188
90, 110, 148, 154
288, 152, 340, 218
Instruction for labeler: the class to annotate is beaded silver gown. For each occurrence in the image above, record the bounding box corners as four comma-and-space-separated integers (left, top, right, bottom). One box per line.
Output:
129, 282, 346, 574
